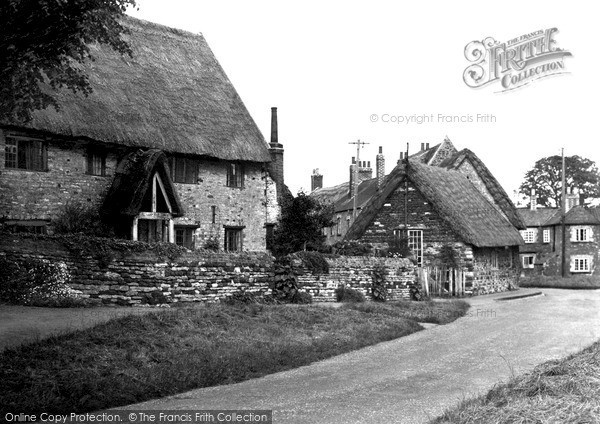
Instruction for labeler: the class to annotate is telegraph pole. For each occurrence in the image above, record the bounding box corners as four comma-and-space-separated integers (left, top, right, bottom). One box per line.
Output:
348, 139, 369, 220
561, 147, 566, 277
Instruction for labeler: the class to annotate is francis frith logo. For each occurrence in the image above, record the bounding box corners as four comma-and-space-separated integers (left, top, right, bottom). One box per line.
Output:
463, 28, 572, 92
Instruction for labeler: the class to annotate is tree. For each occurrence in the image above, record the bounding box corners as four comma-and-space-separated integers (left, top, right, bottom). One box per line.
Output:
519, 155, 600, 207
1, 0, 136, 123
271, 191, 334, 256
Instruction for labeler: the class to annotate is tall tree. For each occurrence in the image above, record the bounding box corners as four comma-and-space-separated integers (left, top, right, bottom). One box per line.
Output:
519, 155, 600, 207
271, 191, 334, 256
0, 0, 136, 123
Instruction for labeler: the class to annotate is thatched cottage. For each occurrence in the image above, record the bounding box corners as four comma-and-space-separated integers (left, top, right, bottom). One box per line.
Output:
312, 139, 526, 294
0, 17, 284, 252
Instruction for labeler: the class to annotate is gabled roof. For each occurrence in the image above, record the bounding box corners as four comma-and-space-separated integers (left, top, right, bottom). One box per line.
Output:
311, 178, 380, 213
544, 206, 600, 226
410, 138, 458, 166
15, 16, 271, 163
440, 148, 526, 229
345, 160, 524, 247
101, 149, 184, 218
517, 208, 560, 227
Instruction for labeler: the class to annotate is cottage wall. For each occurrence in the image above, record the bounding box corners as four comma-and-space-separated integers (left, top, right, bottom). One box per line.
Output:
0, 129, 277, 252
0, 130, 119, 221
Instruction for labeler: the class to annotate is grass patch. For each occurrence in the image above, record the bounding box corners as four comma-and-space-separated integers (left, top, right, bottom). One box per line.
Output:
432, 339, 600, 423
520, 275, 600, 290
0, 300, 467, 414
343, 299, 470, 325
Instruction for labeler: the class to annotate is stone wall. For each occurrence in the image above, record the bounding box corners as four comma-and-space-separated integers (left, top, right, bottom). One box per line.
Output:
0, 236, 274, 305
296, 256, 417, 302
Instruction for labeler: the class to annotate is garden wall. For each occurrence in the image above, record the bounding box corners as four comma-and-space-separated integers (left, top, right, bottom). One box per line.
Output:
296, 256, 417, 302
0, 235, 419, 305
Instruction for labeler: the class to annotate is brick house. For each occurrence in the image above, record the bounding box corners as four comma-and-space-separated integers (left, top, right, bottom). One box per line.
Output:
518, 205, 600, 276
0, 17, 283, 252
312, 140, 525, 294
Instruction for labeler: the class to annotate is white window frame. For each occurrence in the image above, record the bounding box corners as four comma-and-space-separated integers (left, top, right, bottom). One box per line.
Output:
407, 229, 424, 267
571, 256, 591, 273
543, 229, 550, 243
521, 229, 536, 244
522, 254, 535, 269
572, 226, 592, 242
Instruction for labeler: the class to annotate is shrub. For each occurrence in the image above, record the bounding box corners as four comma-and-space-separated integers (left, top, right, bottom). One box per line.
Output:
203, 237, 219, 251
294, 251, 329, 274
53, 200, 111, 236
371, 263, 388, 302
332, 240, 372, 256
335, 286, 366, 303
0, 257, 82, 307
291, 291, 313, 304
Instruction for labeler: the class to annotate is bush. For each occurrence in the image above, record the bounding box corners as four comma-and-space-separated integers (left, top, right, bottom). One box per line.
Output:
371, 263, 388, 302
294, 251, 329, 274
0, 256, 82, 307
335, 286, 366, 303
53, 200, 111, 236
203, 237, 219, 251
332, 240, 372, 256
291, 291, 313, 304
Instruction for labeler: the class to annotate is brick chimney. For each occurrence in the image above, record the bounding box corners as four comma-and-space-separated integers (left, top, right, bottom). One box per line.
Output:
348, 157, 357, 198
358, 160, 372, 182
267, 107, 285, 202
397, 151, 404, 165
311, 168, 323, 192
376, 146, 385, 189
530, 188, 537, 211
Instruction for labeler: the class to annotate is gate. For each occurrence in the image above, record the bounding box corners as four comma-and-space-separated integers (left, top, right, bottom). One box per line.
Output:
418, 266, 466, 297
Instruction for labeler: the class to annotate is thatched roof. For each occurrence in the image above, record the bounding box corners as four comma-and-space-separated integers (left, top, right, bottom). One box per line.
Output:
517, 208, 559, 227
15, 16, 271, 162
345, 160, 524, 247
101, 149, 184, 218
440, 149, 526, 229
544, 206, 600, 226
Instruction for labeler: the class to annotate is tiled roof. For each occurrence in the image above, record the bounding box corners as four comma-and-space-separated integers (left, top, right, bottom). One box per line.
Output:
544, 205, 600, 226
517, 208, 560, 227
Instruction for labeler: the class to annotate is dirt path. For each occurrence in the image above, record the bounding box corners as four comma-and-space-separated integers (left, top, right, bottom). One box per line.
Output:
122, 289, 600, 423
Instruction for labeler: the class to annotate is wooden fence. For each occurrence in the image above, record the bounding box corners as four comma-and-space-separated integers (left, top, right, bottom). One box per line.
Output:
418, 266, 466, 297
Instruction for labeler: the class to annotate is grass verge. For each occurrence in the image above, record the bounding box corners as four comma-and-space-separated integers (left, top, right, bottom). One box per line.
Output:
432, 339, 600, 423
0, 300, 468, 414
520, 275, 600, 290
343, 299, 470, 324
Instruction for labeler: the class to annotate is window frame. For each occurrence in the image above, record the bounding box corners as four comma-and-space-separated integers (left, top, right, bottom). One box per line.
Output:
86, 149, 106, 176
522, 254, 535, 269
4, 136, 47, 172
543, 229, 550, 243
174, 226, 196, 249
224, 226, 244, 252
226, 162, 245, 188
407, 229, 424, 267
169, 156, 199, 184
572, 226, 592, 242
521, 229, 536, 244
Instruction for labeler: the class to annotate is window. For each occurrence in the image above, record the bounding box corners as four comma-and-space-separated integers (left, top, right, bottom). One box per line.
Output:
169, 157, 198, 184
86, 150, 106, 176
490, 250, 498, 268
175, 226, 195, 249
5, 220, 47, 234
330, 225, 334, 236
572, 226, 592, 242
521, 229, 536, 244
522, 254, 535, 269
407, 229, 423, 267
211, 206, 217, 224
336, 217, 341, 236
227, 163, 244, 188
346, 216, 351, 229
224, 227, 243, 251
543, 229, 550, 243
571, 256, 591, 273
5, 137, 47, 171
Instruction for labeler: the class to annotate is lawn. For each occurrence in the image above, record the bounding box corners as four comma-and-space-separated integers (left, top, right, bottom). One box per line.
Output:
431, 339, 600, 423
0, 300, 468, 415
520, 275, 600, 290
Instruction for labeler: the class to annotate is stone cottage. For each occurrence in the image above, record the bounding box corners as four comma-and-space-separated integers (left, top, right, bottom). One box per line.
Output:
312, 139, 526, 294
0, 17, 284, 252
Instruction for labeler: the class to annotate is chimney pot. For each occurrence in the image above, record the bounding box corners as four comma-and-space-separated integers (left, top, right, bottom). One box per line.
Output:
352, 156, 356, 164
379, 146, 383, 154
367, 161, 370, 168
426, 142, 430, 149
420, 143, 425, 151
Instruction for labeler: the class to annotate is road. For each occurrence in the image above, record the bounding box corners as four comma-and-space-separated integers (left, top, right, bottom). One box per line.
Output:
124, 288, 600, 423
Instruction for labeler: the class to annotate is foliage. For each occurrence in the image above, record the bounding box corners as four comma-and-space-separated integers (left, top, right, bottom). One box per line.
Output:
269, 256, 313, 304
223, 290, 278, 306
0, 0, 136, 123
435, 244, 460, 268
519, 155, 600, 207
0, 256, 83, 307
386, 236, 411, 258
371, 263, 388, 302
203, 237, 219, 251
53, 200, 112, 236
294, 251, 329, 274
335, 286, 366, 303
271, 191, 334, 256
332, 240, 373, 256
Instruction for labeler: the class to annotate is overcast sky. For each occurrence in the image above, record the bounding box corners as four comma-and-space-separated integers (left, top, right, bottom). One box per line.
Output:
128, 1, 599, 203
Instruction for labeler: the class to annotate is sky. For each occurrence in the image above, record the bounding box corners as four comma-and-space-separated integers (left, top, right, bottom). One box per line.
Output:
128, 1, 599, 204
